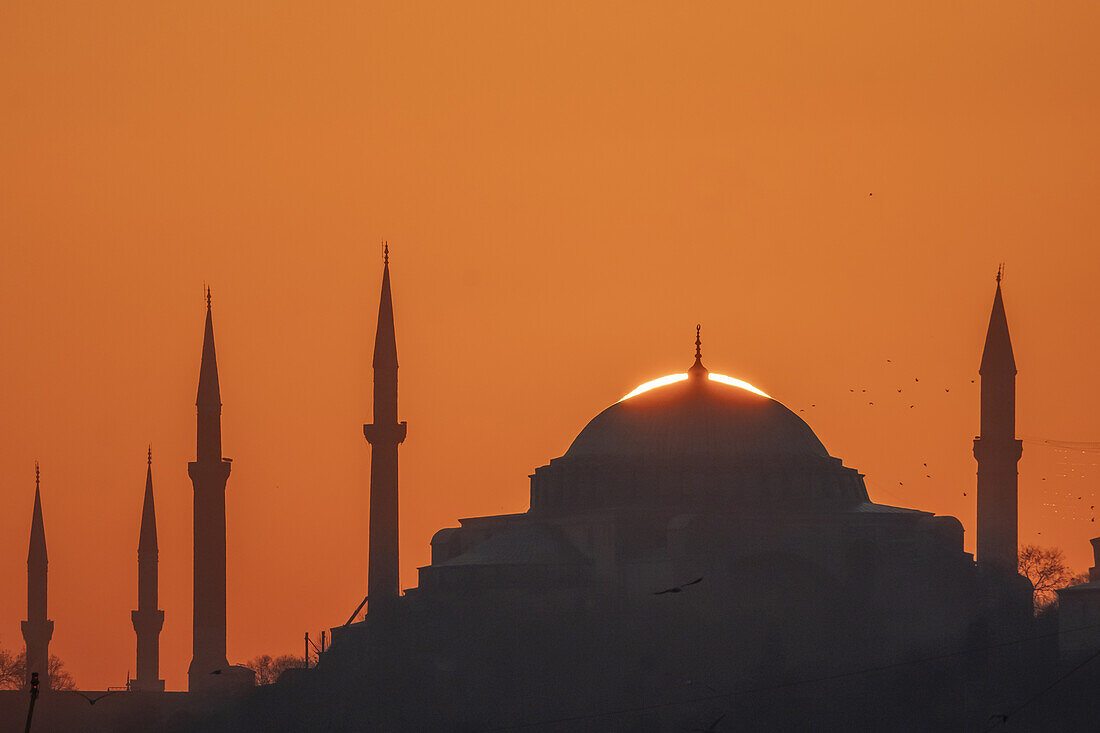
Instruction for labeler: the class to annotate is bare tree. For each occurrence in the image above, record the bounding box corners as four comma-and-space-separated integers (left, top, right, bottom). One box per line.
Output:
0, 647, 20, 690
1018, 545, 1081, 613
0, 647, 76, 691
243, 654, 305, 685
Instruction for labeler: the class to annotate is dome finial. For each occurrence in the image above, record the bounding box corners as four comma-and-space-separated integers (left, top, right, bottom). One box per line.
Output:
689, 323, 707, 379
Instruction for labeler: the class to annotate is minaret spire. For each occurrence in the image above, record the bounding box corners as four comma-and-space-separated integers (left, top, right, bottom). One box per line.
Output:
22, 462, 53, 690
974, 270, 1022, 573
363, 244, 407, 612
196, 287, 222, 463
187, 292, 235, 689
132, 448, 165, 692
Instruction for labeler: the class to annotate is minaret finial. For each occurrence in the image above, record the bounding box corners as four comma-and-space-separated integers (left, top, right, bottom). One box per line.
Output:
35, 460, 39, 489
996, 263, 1004, 284
205, 284, 212, 311
689, 323, 707, 379
383, 240, 389, 266
147, 445, 152, 466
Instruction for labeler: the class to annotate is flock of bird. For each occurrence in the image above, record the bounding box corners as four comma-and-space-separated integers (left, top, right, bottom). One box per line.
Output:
788, 358, 1098, 530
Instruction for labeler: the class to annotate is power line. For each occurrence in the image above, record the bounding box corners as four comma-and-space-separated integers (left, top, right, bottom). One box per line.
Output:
981, 645, 1100, 731
481, 621, 1100, 731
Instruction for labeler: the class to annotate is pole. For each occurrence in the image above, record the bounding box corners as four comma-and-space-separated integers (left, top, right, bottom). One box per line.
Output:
24, 672, 39, 733
321, 630, 326, 655
304, 632, 310, 669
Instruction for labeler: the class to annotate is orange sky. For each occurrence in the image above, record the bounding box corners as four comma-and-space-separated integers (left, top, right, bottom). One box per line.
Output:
2, 2, 1100, 691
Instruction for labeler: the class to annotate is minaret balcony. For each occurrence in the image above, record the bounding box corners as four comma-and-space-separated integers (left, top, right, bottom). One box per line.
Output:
364, 421, 407, 445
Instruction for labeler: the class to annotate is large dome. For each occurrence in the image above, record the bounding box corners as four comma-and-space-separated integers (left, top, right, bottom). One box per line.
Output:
565, 369, 828, 461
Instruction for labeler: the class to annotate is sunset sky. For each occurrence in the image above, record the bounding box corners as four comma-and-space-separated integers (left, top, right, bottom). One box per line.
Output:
2, 2, 1099, 691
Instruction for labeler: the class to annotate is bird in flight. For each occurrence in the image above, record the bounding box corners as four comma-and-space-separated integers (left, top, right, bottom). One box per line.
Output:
74, 691, 119, 706
654, 577, 703, 595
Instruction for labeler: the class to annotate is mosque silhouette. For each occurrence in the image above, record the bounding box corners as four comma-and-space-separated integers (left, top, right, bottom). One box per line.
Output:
7, 254, 1100, 731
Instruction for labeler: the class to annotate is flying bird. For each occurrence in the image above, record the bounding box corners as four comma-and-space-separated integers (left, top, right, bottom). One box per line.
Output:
654, 577, 703, 595
74, 691, 119, 706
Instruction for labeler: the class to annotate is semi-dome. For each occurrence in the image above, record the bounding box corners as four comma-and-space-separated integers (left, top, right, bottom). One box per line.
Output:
565, 368, 828, 461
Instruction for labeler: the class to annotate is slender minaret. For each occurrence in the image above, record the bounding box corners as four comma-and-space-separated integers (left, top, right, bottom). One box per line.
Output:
363, 244, 406, 610
974, 267, 1023, 573
131, 447, 165, 692
22, 462, 53, 690
187, 289, 233, 689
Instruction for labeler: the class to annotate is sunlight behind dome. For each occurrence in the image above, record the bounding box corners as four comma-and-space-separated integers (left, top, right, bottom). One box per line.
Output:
708, 373, 772, 398
619, 374, 687, 401
618, 372, 771, 402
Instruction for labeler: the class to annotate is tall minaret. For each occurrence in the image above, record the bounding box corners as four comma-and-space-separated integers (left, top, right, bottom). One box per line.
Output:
187, 289, 233, 689
974, 267, 1023, 573
363, 244, 406, 610
22, 462, 53, 690
131, 447, 165, 692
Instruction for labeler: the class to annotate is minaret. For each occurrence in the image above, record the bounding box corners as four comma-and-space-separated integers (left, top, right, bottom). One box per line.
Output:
363, 244, 407, 610
131, 447, 165, 692
187, 289, 233, 689
974, 267, 1023, 573
22, 462, 53, 690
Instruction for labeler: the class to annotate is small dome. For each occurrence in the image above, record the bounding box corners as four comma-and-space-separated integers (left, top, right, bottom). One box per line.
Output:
565, 373, 828, 460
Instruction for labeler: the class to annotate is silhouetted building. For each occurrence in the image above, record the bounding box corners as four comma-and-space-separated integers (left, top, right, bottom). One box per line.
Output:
362, 244, 406, 610
187, 291, 252, 691
1056, 537, 1100, 661
21, 462, 53, 690
975, 269, 1023, 573
295, 314, 1033, 730
131, 447, 165, 692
